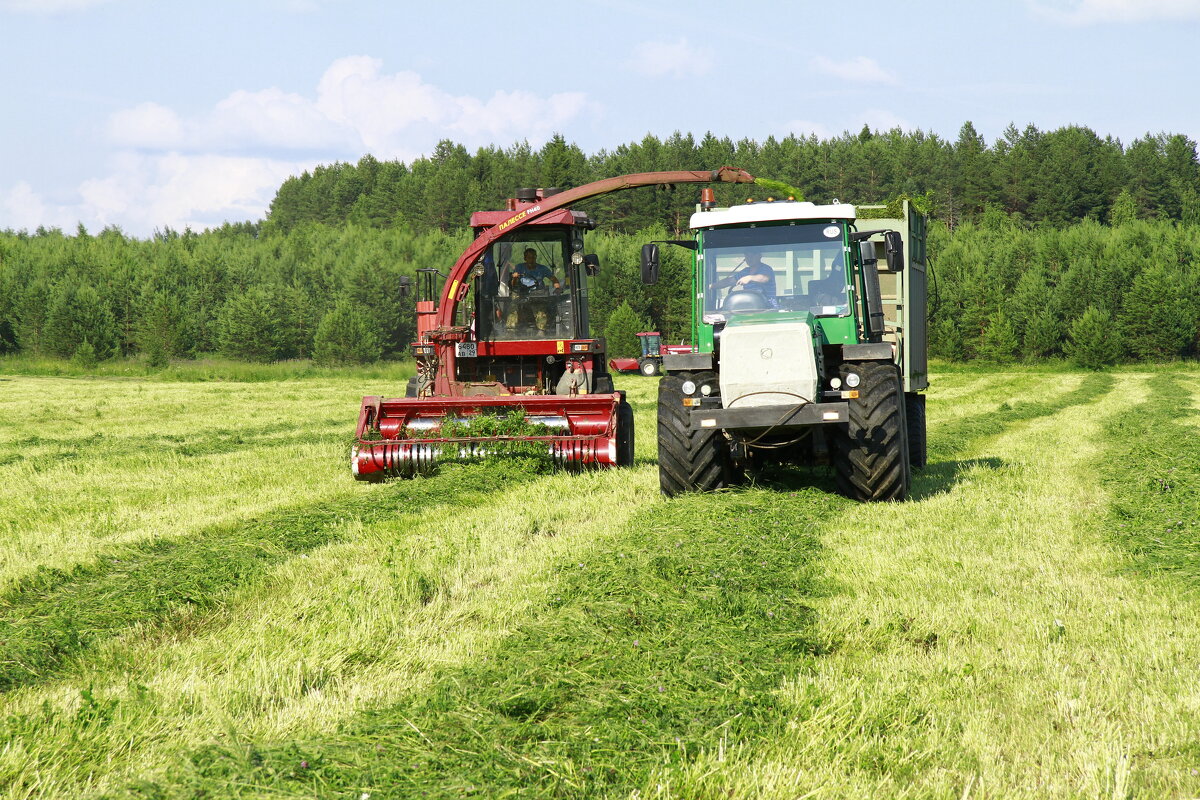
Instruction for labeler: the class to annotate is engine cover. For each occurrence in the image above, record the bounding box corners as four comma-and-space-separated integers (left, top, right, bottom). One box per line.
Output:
718, 322, 820, 408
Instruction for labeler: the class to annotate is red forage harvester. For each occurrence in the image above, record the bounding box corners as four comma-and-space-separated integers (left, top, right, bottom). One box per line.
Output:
351, 168, 756, 480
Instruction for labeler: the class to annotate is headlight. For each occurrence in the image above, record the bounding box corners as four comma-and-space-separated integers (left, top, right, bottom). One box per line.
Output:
681, 380, 697, 395
571, 252, 584, 265
844, 372, 861, 388
700, 384, 713, 397
830, 377, 842, 390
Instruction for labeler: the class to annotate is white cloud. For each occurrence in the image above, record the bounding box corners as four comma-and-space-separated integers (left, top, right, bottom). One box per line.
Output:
8, 57, 594, 236
73, 152, 313, 233
107, 102, 184, 149
1030, 0, 1200, 23
628, 38, 713, 78
1, 181, 56, 232
106, 56, 590, 160
0, 0, 113, 12
812, 55, 898, 85
208, 88, 351, 151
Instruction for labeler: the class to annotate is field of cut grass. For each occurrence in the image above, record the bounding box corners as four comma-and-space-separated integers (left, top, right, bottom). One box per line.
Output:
2, 365, 1200, 798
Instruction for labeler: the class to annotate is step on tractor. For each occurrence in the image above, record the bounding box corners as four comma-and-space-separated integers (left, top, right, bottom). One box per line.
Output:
608, 332, 692, 377
352, 168, 757, 480
642, 194, 928, 501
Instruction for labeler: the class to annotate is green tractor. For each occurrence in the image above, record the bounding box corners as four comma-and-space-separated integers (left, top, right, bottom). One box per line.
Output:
641, 195, 927, 501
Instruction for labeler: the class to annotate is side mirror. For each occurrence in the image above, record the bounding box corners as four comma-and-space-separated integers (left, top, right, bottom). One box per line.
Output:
883, 230, 904, 272
583, 253, 600, 276
640, 243, 660, 285
399, 275, 412, 297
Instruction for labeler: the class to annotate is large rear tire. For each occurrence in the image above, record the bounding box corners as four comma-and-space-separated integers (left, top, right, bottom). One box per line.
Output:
616, 395, 635, 467
833, 362, 909, 501
658, 372, 737, 497
905, 392, 927, 469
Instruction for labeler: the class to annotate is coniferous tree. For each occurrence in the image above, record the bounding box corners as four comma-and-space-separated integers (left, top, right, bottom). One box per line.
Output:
312, 299, 382, 365
603, 301, 650, 359
1118, 266, 1194, 361
1066, 306, 1120, 369
44, 282, 117, 359
1109, 189, 1138, 226
217, 288, 282, 362
977, 310, 1019, 363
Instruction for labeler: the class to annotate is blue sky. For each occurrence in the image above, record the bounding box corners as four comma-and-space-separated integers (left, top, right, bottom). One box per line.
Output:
1, 0, 1198, 235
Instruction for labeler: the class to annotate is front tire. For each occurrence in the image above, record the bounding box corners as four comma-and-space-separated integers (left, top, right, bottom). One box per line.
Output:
905, 392, 927, 469
658, 372, 737, 497
639, 357, 660, 377
833, 362, 909, 501
616, 395, 635, 467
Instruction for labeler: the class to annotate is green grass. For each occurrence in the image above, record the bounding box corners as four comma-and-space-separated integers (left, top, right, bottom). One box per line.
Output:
1099, 375, 1200, 583
127, 489, 835, 798
0, 460, 546, 693
3, 368, 1200, 798
0, 354, 415, 382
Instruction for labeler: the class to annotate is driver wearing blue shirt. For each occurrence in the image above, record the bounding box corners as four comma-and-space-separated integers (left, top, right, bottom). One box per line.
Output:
510, 248, 561, 294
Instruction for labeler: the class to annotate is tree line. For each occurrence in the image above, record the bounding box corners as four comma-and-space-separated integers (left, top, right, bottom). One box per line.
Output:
2, 215, 1199, 369
1, 122, 1199, 368
265, 123, 1200, 234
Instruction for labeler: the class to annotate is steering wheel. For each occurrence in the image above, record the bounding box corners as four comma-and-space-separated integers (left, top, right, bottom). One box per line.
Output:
721, 288, 772, 313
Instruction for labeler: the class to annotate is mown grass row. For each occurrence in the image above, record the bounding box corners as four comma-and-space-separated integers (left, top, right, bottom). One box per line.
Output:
102, 371, 1098, 798
14, 368, 1197, 799
646, 372, 1200, 797
1099, 375, 1200, 585
120, 488, 837, 798
0, 460, 550, 694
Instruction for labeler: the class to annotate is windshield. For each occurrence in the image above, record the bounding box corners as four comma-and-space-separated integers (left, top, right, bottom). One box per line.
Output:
476, 232, 578, 340
701, 223, 848, 316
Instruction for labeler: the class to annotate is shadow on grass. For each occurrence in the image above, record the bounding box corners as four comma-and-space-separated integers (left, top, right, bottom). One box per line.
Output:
0, 460, 550, 695
910, 457, 1006, 500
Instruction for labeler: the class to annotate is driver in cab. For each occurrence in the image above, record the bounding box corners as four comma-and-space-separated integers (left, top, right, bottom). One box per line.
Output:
510, 248, 561, 295
711, 251, 778, 307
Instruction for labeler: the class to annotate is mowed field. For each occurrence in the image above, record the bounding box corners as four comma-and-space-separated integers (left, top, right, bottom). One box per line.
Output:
2, 367, 1200, 799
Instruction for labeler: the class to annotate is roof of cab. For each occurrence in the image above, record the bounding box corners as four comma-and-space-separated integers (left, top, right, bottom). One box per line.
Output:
690, 200, 856, 229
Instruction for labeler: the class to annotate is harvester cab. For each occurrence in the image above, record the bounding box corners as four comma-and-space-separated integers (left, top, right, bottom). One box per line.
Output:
352, 168, 757, 480
645, 196, 928, 501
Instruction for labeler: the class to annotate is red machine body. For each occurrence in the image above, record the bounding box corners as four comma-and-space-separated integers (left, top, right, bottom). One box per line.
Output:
609, 332, 694, 375
353, 168, 755, 480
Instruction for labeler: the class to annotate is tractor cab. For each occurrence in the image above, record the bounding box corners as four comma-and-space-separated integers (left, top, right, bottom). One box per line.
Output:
638, 332, 662, 358
472, 225, 591, 343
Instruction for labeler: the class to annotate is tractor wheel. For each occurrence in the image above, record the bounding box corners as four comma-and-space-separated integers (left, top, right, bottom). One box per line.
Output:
639, 357, 661, 377
905, 392, 927, 469
833, 361, 910, 502
616, 395, 635, 467
658, 372, 737, 497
